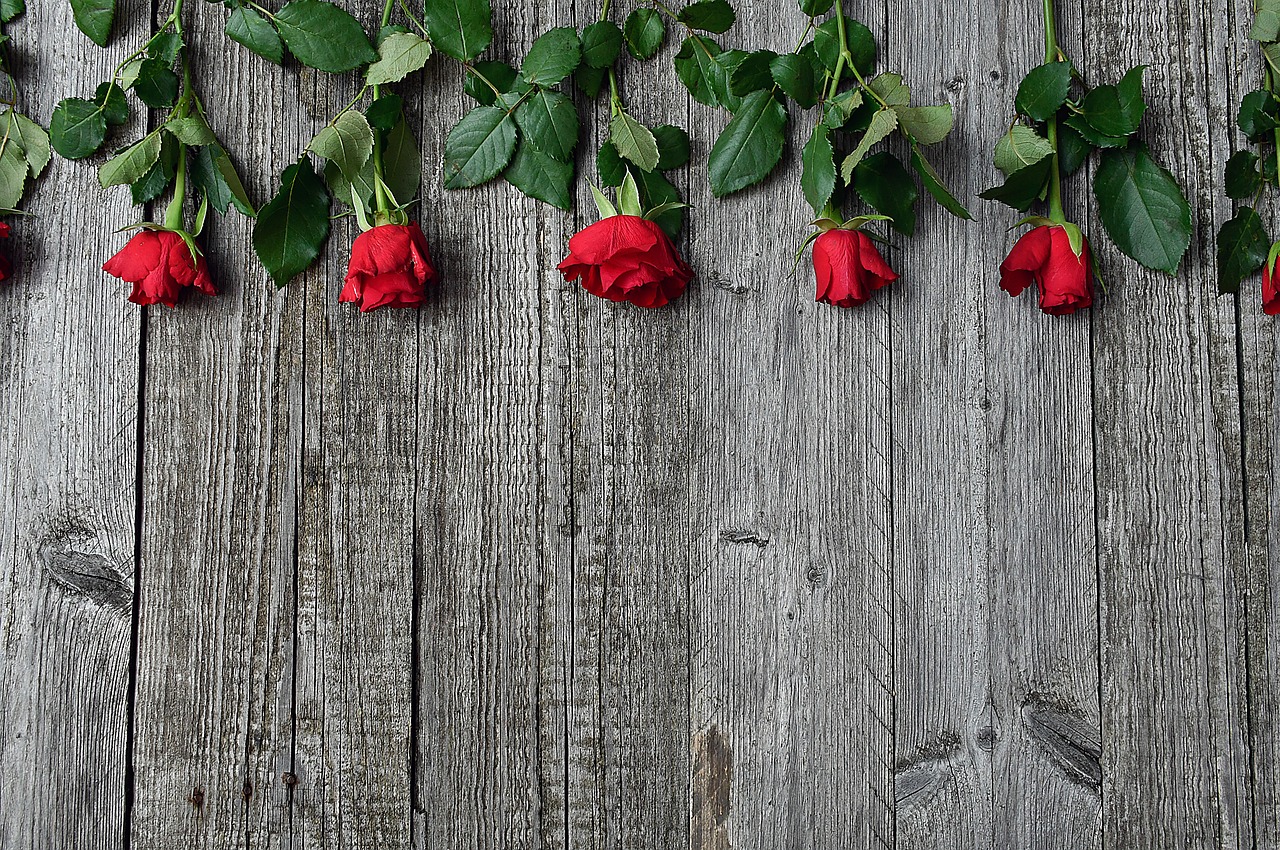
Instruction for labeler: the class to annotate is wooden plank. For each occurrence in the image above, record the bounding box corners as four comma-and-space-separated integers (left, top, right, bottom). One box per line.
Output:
0, 1, 144, 848
681, 2, 895, 848
410, 4, 576, 848
1085, 0, 1258, 847
289, 17, 418, 850
561, 22, 695, 850
129, 3, 307, 846
890, 3, 1102, 848
1228, 3, 1280, 846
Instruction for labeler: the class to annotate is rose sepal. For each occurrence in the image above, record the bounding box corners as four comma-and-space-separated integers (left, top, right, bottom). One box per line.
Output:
589, 174, 688, 223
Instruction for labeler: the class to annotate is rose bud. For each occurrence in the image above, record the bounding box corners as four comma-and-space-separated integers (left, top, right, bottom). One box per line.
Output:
999, 224, 1093, 316
812, 228, 899, 308
103, 229, 216, 308
1264, 251, 1280, 316
340, 222, 437, 312
558, 215, 693, 308
0, 222, 12, 281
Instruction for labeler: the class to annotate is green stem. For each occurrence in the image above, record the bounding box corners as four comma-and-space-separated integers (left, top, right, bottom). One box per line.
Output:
165, 144, 187, 229
608, 69, 623, 116
370, 0, 396, 219
1042, 0, 1065, 222
600, 0, 611, 21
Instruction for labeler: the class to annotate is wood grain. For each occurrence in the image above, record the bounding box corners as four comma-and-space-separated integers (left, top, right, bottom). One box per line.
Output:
1085, 0, 1257, 847
0, 1, 146, 848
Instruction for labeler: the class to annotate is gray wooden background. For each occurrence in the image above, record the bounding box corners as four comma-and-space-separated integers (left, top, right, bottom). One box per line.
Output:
0, 0, 1275, 847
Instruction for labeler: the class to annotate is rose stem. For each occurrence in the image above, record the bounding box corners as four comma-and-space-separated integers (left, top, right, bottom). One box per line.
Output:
1042, 0, 1066, 224
371, 0, 396, 222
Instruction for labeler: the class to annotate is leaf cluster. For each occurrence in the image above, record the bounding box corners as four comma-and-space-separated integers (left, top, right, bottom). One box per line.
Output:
984, 59, 1191, 274
50, 19, 252, 225
1216, 0, 1280, 294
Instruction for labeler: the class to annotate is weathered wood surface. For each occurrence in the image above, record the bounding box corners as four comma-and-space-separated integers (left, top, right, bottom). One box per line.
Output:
0, 1, 1276, 849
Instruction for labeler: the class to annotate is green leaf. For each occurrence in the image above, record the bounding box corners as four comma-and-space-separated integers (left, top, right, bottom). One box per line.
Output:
164, 115, 216, 146
1217, 206, 1269, 294
464, 60, 518, 105
504, 140, 573, 210
514, 89, 579, 162
1, 111, 50, 179
911, 144, 972, 219
276, 0, 377, 72
94, 81, 129, 125
895, 104, 953, 145
424, 0, 492, 61
443, 105, 517, 189
633, 168, 684, 237
581, 20, 623, 69
653, 124, 690, 170
609, 111, 659, 172
191, 144, 254, 216
597, 141, 625, 187
824, 88, 863, 128
770, 53, 816, 108
979, 156, 1053, 211
0, 142, 27, 209
365, 94, 403, 131
382, 118, 422, 204
70, 0, 114, 46
799, 0, 833, 14
1062, 113, 1129, 149
854, 151, 918, 236
1093, 144, 1191, 274
49, 98, 107, 160
841, 107, 897, 182
131, 58, 179, 108
576, 65, 607, 98
253, 157, 331, 287
1075, 65, 1147, 139
673, 35, 731, 107
99, 132, 161, 188
520, 26, 581, 86
131, 135, 176, 205
868, 73, 910, 106
623, 8, 665, 60
678, 0, 735, 33
307, 110, 374, 181
0, 0, 25, 24
730, 49, 777, 97
366, 31, 432, 84
1238, 89, 1280, 141
1014, 61, 1072, 122
149, 31, 182, 65
1225, 150, 1263, 199
814, 17, 874, 76
707, 90, 786, 197
1057, 122, 1092, 175
1251, 0, 1280, 40
801, 121, 835, 214
994, 124, 1054, 175
226, 6, 283, 64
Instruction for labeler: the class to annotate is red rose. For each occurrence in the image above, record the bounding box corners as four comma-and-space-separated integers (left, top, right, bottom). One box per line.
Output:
999, 224, 1092, 316
340, 222, 437, 312
557, 215, 693, 308
1264, 254, 1280, 316
0, 222, 12, 281
102, 229, 216, 307
812, 228, 898, 308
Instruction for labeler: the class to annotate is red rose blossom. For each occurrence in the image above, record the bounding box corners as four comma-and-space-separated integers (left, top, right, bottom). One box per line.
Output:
0, 222, 12, 282
812, 228, 898, 308
103, 229, 215, 307
999, 224, 1093, 316
340, 222, 437, 312
1264, 253, 1280, 316
557, 215, 693, 308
